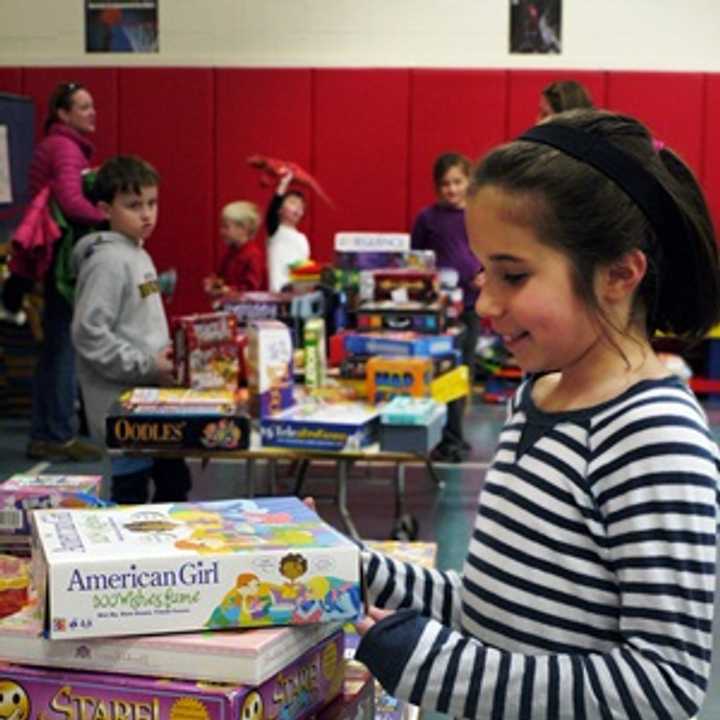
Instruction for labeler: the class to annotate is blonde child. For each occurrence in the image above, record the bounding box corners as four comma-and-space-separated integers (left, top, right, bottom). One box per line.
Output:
411, 152, 483, 462
204, 201, 266, 296
354, 111, 720, 718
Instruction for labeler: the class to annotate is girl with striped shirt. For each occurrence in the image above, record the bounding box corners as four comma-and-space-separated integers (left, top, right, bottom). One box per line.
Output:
354, 110, 720, 719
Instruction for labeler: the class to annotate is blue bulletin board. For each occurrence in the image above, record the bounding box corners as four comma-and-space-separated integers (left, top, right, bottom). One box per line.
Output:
0, 93, 34, 236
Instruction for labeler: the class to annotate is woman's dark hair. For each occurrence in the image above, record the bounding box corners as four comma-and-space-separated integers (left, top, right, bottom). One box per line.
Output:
44, 81, 85, 134
470, 109, 720, 341
265, 190, 305, 237
432, 152, 471, 187
541, 80, 593, 115
92, 155, 160, 204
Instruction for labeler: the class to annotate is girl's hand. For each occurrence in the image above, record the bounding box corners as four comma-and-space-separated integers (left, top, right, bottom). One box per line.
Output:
278, 171, 294, 195
355, 606, 394, 636
302, 496, 316, 513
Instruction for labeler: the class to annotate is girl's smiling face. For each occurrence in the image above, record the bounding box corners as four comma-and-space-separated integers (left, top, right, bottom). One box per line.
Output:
467, 186, 601, 374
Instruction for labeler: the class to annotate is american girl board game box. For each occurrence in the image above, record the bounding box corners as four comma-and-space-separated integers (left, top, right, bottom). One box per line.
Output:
0, 595, 343, 685
31, 498, 363, 640
0, 628, 344, 720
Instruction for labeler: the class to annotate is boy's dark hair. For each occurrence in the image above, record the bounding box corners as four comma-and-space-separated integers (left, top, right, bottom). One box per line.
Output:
45, 81, 85, 134
470, 109, 720, 340
433, 152, 471, 188
541, 80, 593, 114
92, 155, 160, 205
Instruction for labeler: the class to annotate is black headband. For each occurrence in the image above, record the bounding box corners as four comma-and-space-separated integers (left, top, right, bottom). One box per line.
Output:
518, 124, 685, 250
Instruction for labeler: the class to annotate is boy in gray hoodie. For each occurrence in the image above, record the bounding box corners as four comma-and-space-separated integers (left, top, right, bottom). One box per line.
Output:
71, 155, 191, 503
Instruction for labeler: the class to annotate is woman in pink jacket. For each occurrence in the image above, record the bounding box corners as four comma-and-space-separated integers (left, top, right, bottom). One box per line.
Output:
25, 82, 106, 461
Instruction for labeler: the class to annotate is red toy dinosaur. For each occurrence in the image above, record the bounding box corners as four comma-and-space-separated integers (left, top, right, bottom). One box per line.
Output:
247, 154, 334, 207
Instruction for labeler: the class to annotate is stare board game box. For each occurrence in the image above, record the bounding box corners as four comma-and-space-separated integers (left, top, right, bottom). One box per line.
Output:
260, 403, 379, 452
0, 596, 344, 685
31, 497, 363, 640
0, 475, 103, 537
105, 389, 251, 451
0, 629, 344, 720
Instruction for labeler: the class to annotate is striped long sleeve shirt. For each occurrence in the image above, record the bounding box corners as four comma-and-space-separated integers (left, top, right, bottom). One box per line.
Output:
356, 376, 719, 719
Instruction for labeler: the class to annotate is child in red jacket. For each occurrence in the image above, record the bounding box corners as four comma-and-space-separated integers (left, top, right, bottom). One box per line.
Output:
204, 201, 267, 297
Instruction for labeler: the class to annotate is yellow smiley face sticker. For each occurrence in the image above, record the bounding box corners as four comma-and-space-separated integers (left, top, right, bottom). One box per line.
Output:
240, 691, 264, 720
0, 681, 30, 720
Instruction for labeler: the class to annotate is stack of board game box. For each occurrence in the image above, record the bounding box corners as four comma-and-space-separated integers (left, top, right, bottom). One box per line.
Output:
0, 496, 374, 720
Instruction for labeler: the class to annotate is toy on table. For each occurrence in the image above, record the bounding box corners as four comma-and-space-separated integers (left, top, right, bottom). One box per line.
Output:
355, 300, 447, 334
304, 317, 327, 390
106, 388, 251, 451
0, 588, 342, 685
247, 320, 295, 418
260, 401, 379, 452
333, 232, 409, 272
31, 497, 362, 639
0, 628, 344, 720
172, 311, 239, 392
0, 554, 29, 618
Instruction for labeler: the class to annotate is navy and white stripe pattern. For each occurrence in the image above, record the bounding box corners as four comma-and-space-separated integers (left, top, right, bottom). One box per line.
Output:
356, 376, 718, 719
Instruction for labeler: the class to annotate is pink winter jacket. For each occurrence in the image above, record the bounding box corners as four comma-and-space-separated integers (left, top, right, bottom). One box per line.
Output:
28, 123, 105, 226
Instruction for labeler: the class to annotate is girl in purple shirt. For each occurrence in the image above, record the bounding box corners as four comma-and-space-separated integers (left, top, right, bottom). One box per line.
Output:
411, 153, 482, 463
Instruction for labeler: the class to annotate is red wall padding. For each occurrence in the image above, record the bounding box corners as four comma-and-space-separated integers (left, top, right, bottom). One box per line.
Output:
312, 70, 411, 261
2, 67, 719, 308
507, 70, 607, 138
118, 68, 215, 315
22, 67, 119, 164
408, 70, 508, 226
704, 76, 720, 230
215, 68, 313, 265
0, 68, 23, 96
606, 72, 705, 179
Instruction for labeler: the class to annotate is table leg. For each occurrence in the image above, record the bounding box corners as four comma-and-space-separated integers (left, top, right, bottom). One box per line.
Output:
394, 462, 406, 519
425, 458, 445, 489
246, 459, 256, 498
391, 463, 419, 540
268, 459, 278, 496
336, 459, 360, 541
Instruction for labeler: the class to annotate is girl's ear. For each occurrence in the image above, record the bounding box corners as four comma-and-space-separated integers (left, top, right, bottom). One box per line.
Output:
600, 249, 647, 302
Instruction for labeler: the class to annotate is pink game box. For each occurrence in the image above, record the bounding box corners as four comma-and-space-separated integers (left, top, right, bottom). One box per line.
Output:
0, 628, 344, 720
0, 597, 343, 685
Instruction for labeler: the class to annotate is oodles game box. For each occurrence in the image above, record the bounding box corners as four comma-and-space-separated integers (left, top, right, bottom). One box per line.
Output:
31, 497, 362, 639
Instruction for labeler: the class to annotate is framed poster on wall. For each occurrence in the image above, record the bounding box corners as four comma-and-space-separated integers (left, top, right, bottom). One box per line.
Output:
510, 0, 562, 54
85, 0, 159, 53
0, 126, 11, 204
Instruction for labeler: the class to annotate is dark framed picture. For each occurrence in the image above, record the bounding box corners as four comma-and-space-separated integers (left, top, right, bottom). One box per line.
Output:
510, 0, 562, 54
85, 0, 159, 53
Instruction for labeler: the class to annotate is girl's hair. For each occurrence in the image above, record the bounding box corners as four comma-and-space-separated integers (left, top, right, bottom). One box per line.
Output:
541, 80, 593, 114
222, 201, 261, 237
265, 190, 305, 237
45, 81, 85, 134
433, 152, 471, 187
470, 109, 720, 340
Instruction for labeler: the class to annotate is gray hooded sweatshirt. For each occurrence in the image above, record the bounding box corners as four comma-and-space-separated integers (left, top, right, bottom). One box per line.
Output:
71, 231, 169, 443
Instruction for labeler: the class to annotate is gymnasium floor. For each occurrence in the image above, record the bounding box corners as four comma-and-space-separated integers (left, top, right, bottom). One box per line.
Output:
1, 393, 719, 718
